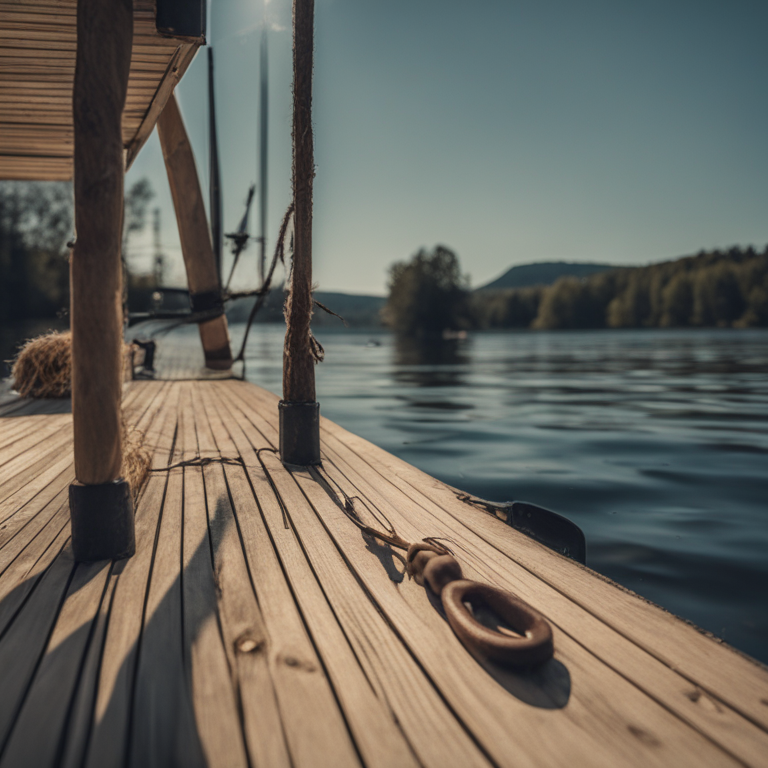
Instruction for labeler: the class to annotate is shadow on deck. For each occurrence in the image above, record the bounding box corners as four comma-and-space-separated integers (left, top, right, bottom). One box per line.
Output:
0, 377, 766, 767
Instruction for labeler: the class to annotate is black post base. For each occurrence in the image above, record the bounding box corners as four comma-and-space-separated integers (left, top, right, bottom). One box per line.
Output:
69, 478, 135, 562
279, 400, 321, 466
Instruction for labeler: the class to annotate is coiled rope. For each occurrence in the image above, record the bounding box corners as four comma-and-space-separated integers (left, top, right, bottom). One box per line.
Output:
315, 464, 554, 667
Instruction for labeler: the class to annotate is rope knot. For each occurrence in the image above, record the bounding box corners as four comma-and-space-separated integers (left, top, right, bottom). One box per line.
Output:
406, 540, 462, 595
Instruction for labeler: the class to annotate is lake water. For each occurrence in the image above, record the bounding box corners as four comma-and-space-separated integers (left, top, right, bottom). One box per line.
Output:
236, 324, 768, 664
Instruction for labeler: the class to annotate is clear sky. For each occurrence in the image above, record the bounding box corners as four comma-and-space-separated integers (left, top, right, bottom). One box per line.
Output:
126, 0, 768, 295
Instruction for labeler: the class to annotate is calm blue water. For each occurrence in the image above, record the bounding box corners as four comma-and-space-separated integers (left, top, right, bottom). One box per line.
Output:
236, 324, 768, 664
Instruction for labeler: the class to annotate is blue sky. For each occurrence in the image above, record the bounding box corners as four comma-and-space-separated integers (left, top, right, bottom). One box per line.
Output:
126, 0, 768, 294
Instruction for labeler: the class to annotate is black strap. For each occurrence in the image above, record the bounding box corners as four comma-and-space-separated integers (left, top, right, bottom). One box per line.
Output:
189, 289, 225, 317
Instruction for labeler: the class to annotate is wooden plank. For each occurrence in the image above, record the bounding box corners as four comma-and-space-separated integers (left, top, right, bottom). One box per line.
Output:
0, 415, 70, 473
0, 89, 159, 103
55, 382, 170, 768
155, 93, 233, 370
0, 7, 75, 22
127, 385, 207, 768
319, 414, 768, 735
191, 386, 363, 768
0, 413, 61, 453
0, 505, 69, 638
2, 376, 139, 531
0, 429, 72, 502
190, 384, 292, 768
0, 541, 75, 754
84, 386, 180, 767
220, 382, 748, 767
178, 383, 248, 768
2, 25, 177, 49
204, 385, 443, 768
0, 162, 72, 181
0, 0, 77, 12
0, 39, 178, 56
314, 429, 768, 766
0, 559, 112, 767
0, 489, 69, 574
125, 42, 197, 169
0, 453, 72, 531
59, 568, 120, 768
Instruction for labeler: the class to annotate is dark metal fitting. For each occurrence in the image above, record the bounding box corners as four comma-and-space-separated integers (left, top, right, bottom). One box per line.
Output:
189, 288, 225, 317
132, 338, 156, 371
69, 478, 135, 563
279, 400, 321, 466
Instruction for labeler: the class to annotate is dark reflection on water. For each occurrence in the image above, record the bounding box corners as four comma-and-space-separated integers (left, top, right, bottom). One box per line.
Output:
235, 325, 768, 664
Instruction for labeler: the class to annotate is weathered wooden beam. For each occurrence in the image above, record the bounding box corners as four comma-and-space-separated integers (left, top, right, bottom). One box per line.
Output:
280, 0, 320, 466
157, 93, 233, 371
69, 0, 135, 562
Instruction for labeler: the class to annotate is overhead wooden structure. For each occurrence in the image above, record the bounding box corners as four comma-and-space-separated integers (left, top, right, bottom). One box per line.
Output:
0, 0, 205, 181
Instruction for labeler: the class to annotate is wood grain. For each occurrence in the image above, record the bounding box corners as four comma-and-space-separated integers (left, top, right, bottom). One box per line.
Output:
0, 370, 764, 766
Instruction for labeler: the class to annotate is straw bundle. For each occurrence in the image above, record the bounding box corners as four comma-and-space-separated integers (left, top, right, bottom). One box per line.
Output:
11, 331, 73, 398
11, 330, 149, 498
11, 331, 135, 398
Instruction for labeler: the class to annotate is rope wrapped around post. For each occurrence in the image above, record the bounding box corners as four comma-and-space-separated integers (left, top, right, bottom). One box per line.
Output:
280, 0, 321, 466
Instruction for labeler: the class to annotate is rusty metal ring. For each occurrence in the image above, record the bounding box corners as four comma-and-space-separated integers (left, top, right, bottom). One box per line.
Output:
441, 579, 554, 667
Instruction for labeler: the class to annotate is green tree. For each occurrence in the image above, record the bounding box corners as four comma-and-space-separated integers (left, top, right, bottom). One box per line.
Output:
383, 245, 471, 337
692, 262, 745, 327
607, 276, 652, 327
660, 272, 694, 326
123, 178, 155, 262
0, 181, 72, 323
532, 276, 609, 329
472, 285, 544, 328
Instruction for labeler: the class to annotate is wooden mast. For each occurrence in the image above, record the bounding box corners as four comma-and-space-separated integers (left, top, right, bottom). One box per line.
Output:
68, 0, 135, 562
258, 29, 269, 285
208, 47, 223, 284
157, 93, 233, 371
279, 0, 320, 465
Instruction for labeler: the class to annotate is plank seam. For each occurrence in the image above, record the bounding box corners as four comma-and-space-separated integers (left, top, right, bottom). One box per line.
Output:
326, 424, 768, 743
210, 391, 368, 768
124, 420, 178, 768
0, 555, 76, 759
53, 561, 116, 767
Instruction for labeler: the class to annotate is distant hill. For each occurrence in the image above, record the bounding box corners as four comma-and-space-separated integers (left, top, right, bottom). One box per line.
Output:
478, 262, 618, 291
227, 289, 386, 327
310, 291, 386, 326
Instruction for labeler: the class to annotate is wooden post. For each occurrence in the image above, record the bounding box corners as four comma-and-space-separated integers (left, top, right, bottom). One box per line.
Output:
208, 47, 223, 283
279, 0, 320, 465
69, 0, 135, 562
157, 93, 233, 370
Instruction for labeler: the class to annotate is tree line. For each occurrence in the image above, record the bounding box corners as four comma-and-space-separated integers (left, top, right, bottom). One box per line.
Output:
0, 182, 72, 324
384, 245, 768, 335
0, 179, 160, 325
476, 246, 768, 330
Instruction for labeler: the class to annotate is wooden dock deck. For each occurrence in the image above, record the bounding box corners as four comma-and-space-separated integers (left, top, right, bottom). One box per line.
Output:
1, 373, 767, 766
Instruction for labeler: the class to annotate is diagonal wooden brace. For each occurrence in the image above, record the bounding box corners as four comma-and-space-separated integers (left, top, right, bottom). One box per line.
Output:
157, 93, 234, 370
